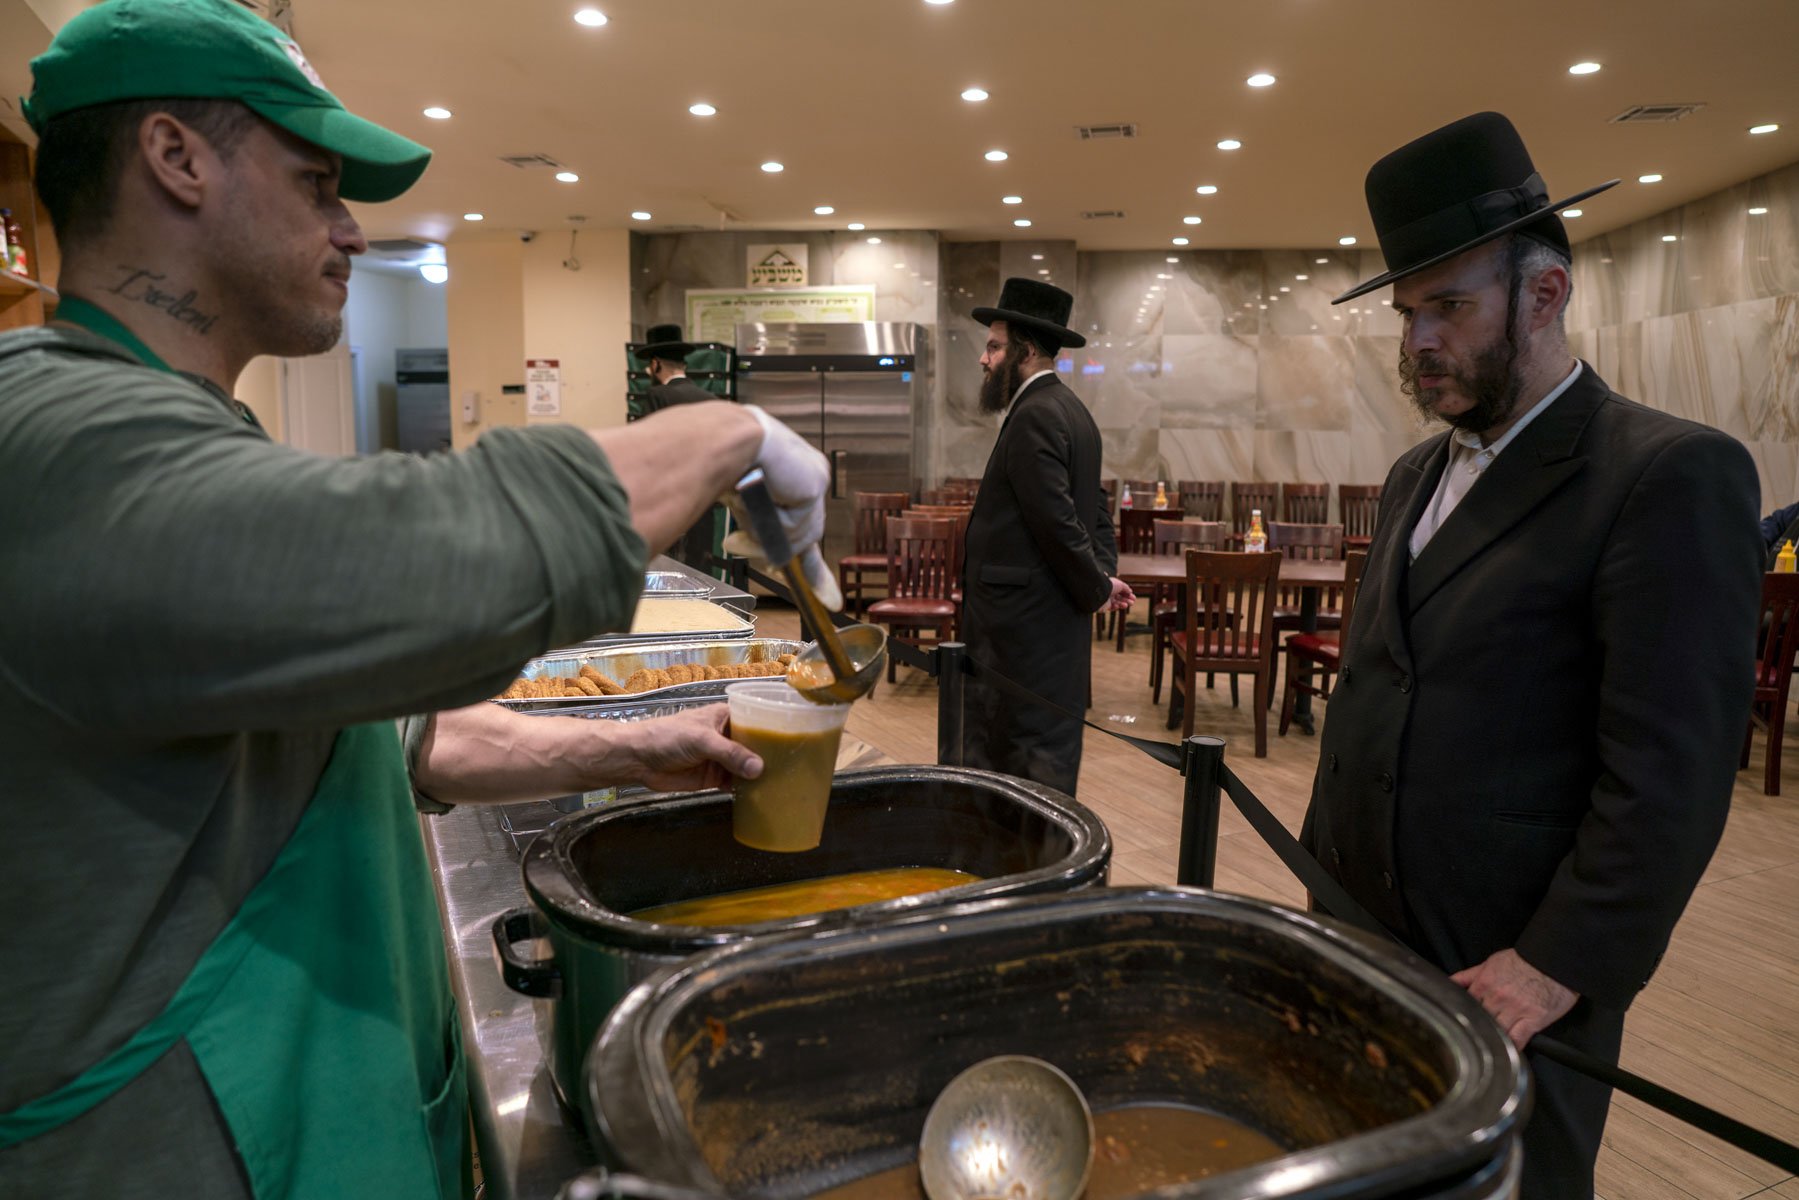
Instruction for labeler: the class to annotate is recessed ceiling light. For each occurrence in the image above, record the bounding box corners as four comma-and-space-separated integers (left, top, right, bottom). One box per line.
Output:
462, 212, 484, 221
1316, 257, 1329, 264
1338, 236, 1357, 245
1661, 234, 1679, 242
1030, 253, 1044, 260
1013, 218, 1032, 227
1749, 207, 1769, 215
574, 8, 607, 26
1172, 237, 1190, 246
1279, 286, 1290, 293
1563, 208, 1583, 218
1568, 61, 1600, 74
1038, 269, 1049, 275
961, 88, 989, 102
1246, 73, 1276, 88
688, 103, 717, 117
1293, 274, 1307, 282
1182, 216, 1202, 225
848, 222, 866, 231
761, 161, 785, 173
1156, 273, 1172, 279
923, 0, 954, 5
1749, 123, 1780, 135
1638, 173, 1663, 183
814, 205, 835, 215
555, 171, 580, 183
1217, 139, 1242, 151
893, 262, 906, 269
630, 211, 651, 220
866, 236, 882, 244
985, 149, 1009, 162
419, 263, 449, 284
1002, 195, 1023, 205
1166, 256, 1179, 263
422, 106, 452, 120
1196, 185, 1218, 195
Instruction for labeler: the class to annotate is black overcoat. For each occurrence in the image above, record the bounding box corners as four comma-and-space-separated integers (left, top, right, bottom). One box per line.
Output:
1300, 365, 1761, 1195
959, 373, 1117, 794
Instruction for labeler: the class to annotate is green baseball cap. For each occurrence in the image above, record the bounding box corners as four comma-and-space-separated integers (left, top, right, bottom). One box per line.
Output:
22, 0, 430, 203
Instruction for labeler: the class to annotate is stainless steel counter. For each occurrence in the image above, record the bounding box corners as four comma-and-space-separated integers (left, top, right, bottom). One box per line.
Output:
421, 733, 890, 1200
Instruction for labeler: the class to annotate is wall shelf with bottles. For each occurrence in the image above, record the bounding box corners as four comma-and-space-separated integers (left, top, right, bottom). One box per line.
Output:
0, 127, 57, 331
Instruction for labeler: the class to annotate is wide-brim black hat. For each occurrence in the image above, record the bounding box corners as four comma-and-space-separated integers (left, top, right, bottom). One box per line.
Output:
1334, 111, 1618, 304
638, 323, 694, 361
972, 277, 1086, 349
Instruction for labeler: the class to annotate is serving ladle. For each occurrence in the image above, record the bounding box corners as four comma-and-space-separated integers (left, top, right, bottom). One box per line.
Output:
733, 470, 886, 704
919, 1056, 1095, 1200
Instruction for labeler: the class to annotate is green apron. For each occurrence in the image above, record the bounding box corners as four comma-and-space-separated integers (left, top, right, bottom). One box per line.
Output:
2, 301, 470, 1198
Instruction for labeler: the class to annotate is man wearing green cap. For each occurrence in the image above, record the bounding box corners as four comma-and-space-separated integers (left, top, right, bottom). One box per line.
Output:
0, 1, 835, 1196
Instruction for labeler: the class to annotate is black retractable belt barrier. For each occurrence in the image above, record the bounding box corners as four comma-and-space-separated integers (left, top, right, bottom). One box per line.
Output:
737, 555, 1799, 1172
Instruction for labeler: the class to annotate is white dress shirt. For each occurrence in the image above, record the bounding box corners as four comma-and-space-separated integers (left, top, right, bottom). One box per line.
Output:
1409, 361, 1583, 560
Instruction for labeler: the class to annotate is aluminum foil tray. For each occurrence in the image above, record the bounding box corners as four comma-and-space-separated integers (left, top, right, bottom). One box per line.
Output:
490, 638, 807, 713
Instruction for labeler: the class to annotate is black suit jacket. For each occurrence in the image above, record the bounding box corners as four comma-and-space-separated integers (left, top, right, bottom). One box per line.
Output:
640, 375, 715, 416
1301, 365, 1760, 1009
958, 374, 1117, 789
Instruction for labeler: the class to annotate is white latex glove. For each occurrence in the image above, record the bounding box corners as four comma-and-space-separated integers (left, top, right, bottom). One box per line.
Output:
727, 408, 842, 610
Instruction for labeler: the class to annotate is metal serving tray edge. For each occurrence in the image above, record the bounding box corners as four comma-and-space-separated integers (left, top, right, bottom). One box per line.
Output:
490, 638, 808, 712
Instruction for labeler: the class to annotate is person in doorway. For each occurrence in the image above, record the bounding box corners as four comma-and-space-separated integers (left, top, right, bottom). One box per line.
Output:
1299, 112, 1760, 1198
0, 2, 832, 1197
638, 322, 724, 570
958, 278, 1133, 795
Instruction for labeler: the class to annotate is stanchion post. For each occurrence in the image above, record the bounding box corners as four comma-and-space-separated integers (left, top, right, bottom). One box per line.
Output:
1177, 735, 1227, 887
723, 554, 749, 595
936, 641, 966, 767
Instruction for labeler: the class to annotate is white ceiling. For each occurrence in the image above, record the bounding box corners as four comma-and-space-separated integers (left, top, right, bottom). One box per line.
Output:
8, 0, 1799, 254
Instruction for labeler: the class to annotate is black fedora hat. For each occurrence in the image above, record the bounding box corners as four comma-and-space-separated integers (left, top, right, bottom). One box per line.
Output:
1334, 111, 1618, 304
638, 323, 695, 361
972, 277, 1086, 349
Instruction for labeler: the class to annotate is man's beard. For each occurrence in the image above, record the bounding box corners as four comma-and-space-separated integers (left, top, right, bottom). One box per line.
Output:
978, 341, 1031, 414
1398, 328, 1523, 434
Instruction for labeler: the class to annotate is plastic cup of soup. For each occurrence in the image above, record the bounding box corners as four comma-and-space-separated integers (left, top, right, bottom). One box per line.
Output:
725, 681, 850, 852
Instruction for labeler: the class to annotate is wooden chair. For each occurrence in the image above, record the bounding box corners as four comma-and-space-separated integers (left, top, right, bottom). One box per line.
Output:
1339, 484, 1383, 553
1282, 482, 1330, 524
1268, 522, 1345, 635
1279, 551, 1368, 736
921, 487, 971, 506
905, 506, 973, 637
1167, 550, 1283, 755
1122, 478, 1156, 495
838, 491, 911, 617
1112, 506, 1183, 650
1742, 572, 1799, 795
867, 517, 959, 683
1149, 520, 1226, 701
1230, 482, 1279, 543
1177, 481, 1225, 522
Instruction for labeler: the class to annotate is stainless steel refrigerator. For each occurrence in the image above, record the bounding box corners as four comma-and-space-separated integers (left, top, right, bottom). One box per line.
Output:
394, 346, 451, 454
735, 322, 924, 568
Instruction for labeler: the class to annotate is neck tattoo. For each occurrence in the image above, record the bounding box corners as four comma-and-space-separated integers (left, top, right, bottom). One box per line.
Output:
105, 266, 219, 335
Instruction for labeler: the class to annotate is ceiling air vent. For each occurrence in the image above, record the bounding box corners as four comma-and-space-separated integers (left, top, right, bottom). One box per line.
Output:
1076, 123, 1137, 140
1610, 103, 1705, 124
1080, 210, 1127, 220
499, 153, 566, 169
368, 238, 435, 257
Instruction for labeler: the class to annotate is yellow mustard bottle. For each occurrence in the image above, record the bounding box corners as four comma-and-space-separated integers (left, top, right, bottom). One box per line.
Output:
1777, 540, 1797, 573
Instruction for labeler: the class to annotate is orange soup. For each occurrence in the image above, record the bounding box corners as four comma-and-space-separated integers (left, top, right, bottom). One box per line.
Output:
629, 867, 980, 927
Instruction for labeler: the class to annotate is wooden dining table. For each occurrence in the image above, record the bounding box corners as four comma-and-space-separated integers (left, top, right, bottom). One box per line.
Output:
1114, 552, 1347, 734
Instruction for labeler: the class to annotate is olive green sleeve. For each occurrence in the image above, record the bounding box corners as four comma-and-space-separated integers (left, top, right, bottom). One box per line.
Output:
0, 361, 646, 738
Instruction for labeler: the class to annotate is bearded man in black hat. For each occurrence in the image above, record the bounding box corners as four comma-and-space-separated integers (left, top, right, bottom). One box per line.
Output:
958, 278, 1133, 795
1299, 113, 1761, 1195
638, 324, 721, 569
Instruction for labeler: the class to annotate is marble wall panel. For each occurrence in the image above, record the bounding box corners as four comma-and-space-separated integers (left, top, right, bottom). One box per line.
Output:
1266, 249, 1364, 336
1742, 440, 1799, 513
1159, 334, 1258, 430
1254, 431, 1356, 493
1256, 336, 1355, 432
1348, 336, 1417, 435
1098, 425, 1165, 486
1160, 427, 1256, 486
1349, 431, 1436, 488
1743, 162, 1799, 302
1077, 334, 1162, 436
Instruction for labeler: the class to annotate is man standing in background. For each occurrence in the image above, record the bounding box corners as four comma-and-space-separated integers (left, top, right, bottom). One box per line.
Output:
959, 278, 1132, 796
